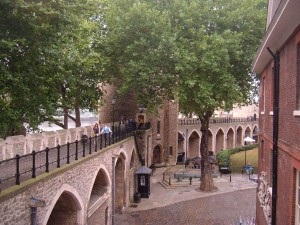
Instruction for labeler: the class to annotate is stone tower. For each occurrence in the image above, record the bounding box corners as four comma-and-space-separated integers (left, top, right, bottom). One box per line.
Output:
98, 85, 179, 167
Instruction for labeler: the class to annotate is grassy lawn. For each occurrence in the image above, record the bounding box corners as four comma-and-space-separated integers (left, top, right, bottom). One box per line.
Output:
230, 148, 258, 168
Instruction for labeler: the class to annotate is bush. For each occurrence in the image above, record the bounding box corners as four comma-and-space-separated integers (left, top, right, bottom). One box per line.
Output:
216, 150, 231, 166
216, 144, 258, 166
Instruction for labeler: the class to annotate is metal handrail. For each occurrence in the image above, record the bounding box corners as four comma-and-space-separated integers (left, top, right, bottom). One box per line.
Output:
0, 125, 146, 192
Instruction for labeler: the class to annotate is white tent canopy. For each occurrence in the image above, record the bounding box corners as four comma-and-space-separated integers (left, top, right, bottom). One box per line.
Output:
244, 136, 255, 142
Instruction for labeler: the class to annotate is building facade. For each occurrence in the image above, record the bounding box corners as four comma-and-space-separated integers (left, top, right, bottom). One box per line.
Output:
252, 1, 300, 224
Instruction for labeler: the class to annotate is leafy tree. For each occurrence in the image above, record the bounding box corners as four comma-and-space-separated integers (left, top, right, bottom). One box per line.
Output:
100, 0, 178, 112
100, 0, 266, 191
172, 0, 267, 191
0, 0, 60, 137
0, 0, 107, 136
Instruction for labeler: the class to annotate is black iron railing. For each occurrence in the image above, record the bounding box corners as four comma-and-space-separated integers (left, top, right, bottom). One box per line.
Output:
0, 124, 151, 192
178, 117, 258, 126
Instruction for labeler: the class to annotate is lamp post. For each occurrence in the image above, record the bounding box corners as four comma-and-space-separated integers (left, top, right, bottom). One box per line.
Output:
112, 95, 116, 143
244, 136, 255, 166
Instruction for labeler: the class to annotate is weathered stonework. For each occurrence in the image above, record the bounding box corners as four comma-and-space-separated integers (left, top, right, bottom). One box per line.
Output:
0, 138, 139, 225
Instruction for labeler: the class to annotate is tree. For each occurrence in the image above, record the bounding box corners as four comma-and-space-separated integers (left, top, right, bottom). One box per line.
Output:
0, 0, 60, 137
100, 0, 266, 191
173, 0, 267, 191
0, 0, 107, 136
100, 0, 178, 112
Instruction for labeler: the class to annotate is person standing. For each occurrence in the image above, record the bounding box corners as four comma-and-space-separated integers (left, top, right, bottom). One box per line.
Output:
119, 120, 126, 138
93, 123, 100, 136
101, 124, 112, 146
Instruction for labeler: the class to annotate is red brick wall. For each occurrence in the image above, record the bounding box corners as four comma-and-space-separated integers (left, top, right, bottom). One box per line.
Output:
257, 28, 300, 225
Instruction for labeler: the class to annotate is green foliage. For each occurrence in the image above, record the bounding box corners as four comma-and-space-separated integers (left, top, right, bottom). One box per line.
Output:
216, 150, 231, 166
100, 0, 178, 112
0, 0, 107, 137
216, 144, 258, 166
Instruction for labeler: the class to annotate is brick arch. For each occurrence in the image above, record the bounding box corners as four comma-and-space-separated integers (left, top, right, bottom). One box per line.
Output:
226, 127, 234, 150
215, 128, 225, 153
188, 130, 200, 158
43, 184, 84, 225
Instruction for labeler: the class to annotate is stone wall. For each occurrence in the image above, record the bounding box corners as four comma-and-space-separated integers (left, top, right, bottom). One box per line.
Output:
0, 125, 94, 160
0, 138, 138, 225
178, 121, 259, 155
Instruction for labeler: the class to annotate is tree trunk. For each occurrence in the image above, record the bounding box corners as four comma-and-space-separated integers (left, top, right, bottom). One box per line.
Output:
200, 116, 217, 192
60, 84, 68, 129
74, 97, 81, 127
63, 105, 68, 129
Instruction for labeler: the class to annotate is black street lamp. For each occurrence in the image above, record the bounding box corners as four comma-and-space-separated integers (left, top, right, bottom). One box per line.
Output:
112, 95, 116, 143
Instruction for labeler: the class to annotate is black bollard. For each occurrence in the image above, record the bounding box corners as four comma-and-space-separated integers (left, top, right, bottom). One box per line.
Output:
230, 175, 231, 182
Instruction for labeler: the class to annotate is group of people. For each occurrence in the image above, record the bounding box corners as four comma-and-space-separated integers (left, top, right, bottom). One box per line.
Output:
93, 123, 112, 136
92, 118, 137, 137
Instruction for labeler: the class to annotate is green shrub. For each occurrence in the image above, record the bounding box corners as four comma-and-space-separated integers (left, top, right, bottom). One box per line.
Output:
216, 144, 258, 166
216, 150, 231, 166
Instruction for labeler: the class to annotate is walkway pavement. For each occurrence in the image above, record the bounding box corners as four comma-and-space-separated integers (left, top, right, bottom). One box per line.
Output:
115, 165, 258, 225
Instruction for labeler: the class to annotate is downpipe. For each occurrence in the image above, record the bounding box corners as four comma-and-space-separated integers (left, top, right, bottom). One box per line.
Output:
267, 47, 280, 225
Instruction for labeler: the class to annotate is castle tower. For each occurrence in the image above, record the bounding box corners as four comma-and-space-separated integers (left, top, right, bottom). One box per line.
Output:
98, 85, 138, 124
98, 85, 179, 166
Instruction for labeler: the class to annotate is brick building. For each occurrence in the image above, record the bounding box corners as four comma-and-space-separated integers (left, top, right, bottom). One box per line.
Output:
252, 0, 300, 224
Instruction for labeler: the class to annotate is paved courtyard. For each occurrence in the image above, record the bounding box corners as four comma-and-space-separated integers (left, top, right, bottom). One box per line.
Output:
115, 166, 257, 225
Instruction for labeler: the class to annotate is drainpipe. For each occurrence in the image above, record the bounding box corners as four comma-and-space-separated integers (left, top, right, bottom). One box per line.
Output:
267, 47, 280, 225
28, 198, 46, 225
111, 155, 118, 225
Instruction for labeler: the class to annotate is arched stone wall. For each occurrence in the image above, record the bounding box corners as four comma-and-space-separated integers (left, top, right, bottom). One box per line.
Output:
152, 144, 162, 164
178, 132, 185, 154
244, 126, 251, 140
226, 128, 234, 150
188, 130, 200, 158
43, 184, 84, 225
0, 138, 137, 225
115, 154, 126, 213
215, 129, 225, 153
236, 126, 243, 147
87, 166, 111, 224
208, 130, 213, 154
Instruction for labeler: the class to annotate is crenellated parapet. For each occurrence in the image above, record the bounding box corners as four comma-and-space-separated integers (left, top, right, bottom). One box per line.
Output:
0, 125, 94, 160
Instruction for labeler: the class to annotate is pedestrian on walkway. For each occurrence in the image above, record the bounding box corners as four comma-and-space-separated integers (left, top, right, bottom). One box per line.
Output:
101, 124, 112, 145
93, 123, 100, 136
119, 120, 126, 138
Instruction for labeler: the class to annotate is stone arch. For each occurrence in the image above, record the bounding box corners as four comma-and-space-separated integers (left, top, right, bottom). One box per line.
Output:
130, 149, 135, 169
43, 184, 84, 225
244, 126, 251, 141
215, 128, 225, 153
188, 130, 200, 158
236, 126, 243, 147
114, 153, 126, 213
177, 132, 185, 163
226, 127, 234, 150
153, 144, 163, 164
253, 125, 259, 142
87, 166, 111, 224
207, 129, 213, 154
